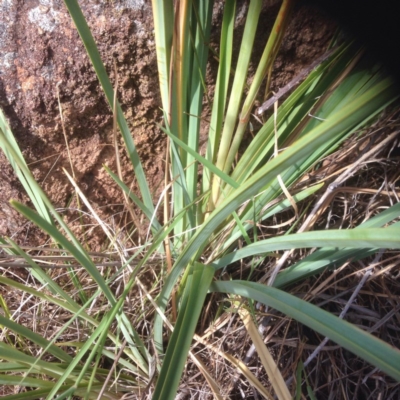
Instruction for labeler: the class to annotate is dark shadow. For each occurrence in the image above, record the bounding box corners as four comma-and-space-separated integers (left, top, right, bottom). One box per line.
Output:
301, 0, 400, 86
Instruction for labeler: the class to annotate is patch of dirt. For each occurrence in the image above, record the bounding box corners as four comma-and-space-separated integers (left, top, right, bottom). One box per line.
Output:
270, 3, 336, 91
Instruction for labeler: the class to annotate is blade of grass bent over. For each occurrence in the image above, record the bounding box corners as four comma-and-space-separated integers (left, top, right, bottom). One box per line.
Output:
274, 202, 400, 287
212, 228, 400, 269
210, 281, 400, 382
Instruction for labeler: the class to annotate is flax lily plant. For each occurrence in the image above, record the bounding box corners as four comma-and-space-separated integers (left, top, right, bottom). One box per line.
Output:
0, 0, 400, 399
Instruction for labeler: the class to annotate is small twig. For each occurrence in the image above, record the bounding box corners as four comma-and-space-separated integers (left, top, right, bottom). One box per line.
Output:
56, 81, 76, 182
96, 340, 127, 400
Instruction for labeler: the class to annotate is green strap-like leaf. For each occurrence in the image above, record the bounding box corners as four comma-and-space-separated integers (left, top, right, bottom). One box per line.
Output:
0, 110, 52, 223
274, 202, 400, 287
63, 0, 154, 210
210, 280, 400, 382
164, 125, 239, 189
212, 227, 400, 269
153, 263, 215, 400
11, 201, 116, 304
0, 316, 72, 363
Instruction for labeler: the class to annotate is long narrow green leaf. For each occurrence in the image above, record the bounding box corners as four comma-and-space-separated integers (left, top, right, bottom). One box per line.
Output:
0, 316, 72, 363
222, 0, 293, 178
212, 227, 400, 269
0, 388, 62, 400
203, 0, 235, 195
0, 375, 54, 388
0, 343, 68, 379
169, 136, 196, 238
211, 0, 262, 206
186, 1, 213, 209
274, 202, 400, 287
151, 0, 173, 113
104, 166, 162, 231
210, 280, 400, 382
0, 381, 120, 400
0, 275, 95, 323
11, 201, 116, 304
153, 263, 215, 400
164, 125, 239, 189
3, 238, 79, 305
63, 0, 153, 210
0, 109, 52, 224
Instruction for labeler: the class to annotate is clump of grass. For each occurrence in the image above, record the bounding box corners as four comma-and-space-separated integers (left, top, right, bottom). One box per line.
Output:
0, 0, 400, 399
